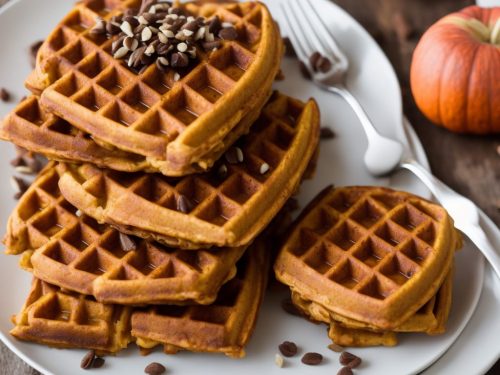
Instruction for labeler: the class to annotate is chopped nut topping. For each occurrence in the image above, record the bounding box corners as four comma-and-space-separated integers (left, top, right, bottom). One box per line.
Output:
275, 353, 284, 368
260, 162, 270, 175
119, 232, 137, 252
92, 0, 237, 74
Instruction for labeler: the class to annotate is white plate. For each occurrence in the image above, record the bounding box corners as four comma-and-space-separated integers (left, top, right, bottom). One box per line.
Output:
0, 0, 493, 374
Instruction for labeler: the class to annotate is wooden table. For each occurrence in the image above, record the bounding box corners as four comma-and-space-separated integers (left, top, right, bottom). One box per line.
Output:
0, 0, 498, 374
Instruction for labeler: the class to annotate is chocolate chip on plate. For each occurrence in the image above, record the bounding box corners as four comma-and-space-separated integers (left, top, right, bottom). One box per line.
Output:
80, 350, 96, 370
281, 298, 302, 316
340, 351, 362, 368
279, 341, 298, 357
29, 40, 44, 68
320, 127, 336, 139
144, 362, 166, 375
337, 367, 354, 375
0, 88, 11, 102
92, 357, 105, 369
301, 352, 323, 365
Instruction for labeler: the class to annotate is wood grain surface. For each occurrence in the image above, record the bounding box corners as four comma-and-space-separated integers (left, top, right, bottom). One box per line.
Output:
0, 0, 498, 374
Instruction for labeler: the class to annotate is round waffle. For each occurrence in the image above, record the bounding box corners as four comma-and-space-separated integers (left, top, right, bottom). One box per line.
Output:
27, 0, 283, 175
274, 185, 461, 330
132, 239, 270, 358
55, 93, 320, 249
11, 278, 132, 354
291, 268, 453, 346
5, 164, 246, 305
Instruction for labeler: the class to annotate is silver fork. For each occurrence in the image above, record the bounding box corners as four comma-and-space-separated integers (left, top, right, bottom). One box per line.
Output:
280, 0, 500, 279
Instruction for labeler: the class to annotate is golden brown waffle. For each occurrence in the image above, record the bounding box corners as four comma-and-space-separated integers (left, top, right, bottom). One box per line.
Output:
292, 268, 453, 347
29, 0, 282, 176
4, 165, 246, 305
274, 185, 461, 330
0, 89, 268, 176
0, 96, 149, 172
132, 239, 270, 358
11, 278, 132, 354
56, 93, 320, 249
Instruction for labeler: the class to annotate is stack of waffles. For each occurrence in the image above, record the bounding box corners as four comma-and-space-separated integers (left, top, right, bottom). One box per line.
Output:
275, 186, 462, 347
0, 0, 321, 357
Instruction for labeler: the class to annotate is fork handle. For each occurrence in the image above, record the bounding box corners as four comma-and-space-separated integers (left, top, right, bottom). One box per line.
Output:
401, 158, 500, 279
325, 84, 380, 139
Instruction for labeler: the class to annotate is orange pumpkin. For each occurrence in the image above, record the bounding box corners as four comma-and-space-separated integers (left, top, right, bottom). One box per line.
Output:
410, 6, 500, 134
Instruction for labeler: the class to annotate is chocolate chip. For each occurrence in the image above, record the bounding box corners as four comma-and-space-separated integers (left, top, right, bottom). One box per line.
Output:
316, 56, 332, 73
91, 18, 107, 35
327, 342, 344, 353
177, 194, 194, 213
284, 198, 299, 212
80, 350, 96, 370
283, 37, 296, 57
156, 42, 171, 56
0, 88, 11, 102
339, 351, 361, 368
216, 164, 228, 179
12, 154, 42, 175
299, 61, 311, 80
301, 352, 323, 365
170, 52, 189, 67
202, 40, 222, 51
124, 15, 140, 28
281, 298, 302, 316
170, 7, 183, 16
92, 357, 105, 368
337, 367, 353, 375
208, 16, 221, 33
278, 341, 298, 357
144, 362, 166, 375
219, 27, 237, 41
106, 21, 120, 35
139, 0, 156, 15
119, 233, 137, 252
320, 127, 335, 139
29, 40, 43, 68
10, 176, 29, 199
309, 52, 321, 69
182, 21, 198, 32
124, 8, 137, 17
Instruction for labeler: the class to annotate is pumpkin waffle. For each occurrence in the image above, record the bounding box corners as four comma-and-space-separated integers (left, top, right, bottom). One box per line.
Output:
0, 89, 269, 175
28, 0, 283, 176
274, 185, 461, 330
0, 96, 148, 173
4, 164, 246, 305
291, 267, 453, 347
11, 278, 132, 354
132, 238, 270, 358
56, 93, 320, 249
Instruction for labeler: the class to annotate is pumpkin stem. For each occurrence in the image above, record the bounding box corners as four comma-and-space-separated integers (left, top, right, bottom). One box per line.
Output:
491, 18, 500, 45
446, 15, 500, 45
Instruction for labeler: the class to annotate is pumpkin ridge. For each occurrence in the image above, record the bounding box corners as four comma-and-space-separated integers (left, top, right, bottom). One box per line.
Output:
437, 42, 460, 130
464, 44, 480, 133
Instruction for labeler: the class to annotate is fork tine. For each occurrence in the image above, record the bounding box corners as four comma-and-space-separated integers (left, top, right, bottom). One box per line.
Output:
280, 2, 313, 63
291, 0, 327, 57
298, 0, 346, 60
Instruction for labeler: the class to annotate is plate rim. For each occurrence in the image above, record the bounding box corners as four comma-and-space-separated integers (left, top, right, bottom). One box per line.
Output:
0, 0, 493, 374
